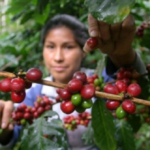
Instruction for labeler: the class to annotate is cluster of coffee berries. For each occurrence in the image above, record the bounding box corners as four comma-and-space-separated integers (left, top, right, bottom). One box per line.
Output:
136, 21, 150, 38
56, 71, 95, 114
104, 67, 142, 119
0, 68, 42, 103
11, 95, 53, 125
63, 112, 91, 130
87, 74, 105, 91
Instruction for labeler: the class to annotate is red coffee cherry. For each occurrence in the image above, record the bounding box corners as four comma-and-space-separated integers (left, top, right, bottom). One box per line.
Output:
127, 83, 141, 97
106, 100, 120, 110
26, 68, 43, 82
60, 101, 75, 114
87, 37, 98, 48
115, 80, 127, 93
103, 84, 119, 95
67, 79, 83, 93
59, 88, 72, 100
80, 84, 95, 99
122, 100, 136, 114
11, 78, 25, 92
0, 78, 11, 92
11, 91, 26, 103
73, 71, 87, 84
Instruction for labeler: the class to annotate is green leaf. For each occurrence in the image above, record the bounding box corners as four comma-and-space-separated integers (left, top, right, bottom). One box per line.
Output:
92, 99, 117, 150
20, 110, 68, 150
95, 54, 106, 77
115, 120, 136, 150
82, 123, 94, 145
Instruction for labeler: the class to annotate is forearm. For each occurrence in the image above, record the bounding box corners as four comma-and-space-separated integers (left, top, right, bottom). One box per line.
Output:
106, 51, 146, 75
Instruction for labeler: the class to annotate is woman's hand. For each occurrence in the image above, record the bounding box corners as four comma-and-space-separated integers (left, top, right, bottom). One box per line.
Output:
84, 14, 136, 67
0, 100, 14, 145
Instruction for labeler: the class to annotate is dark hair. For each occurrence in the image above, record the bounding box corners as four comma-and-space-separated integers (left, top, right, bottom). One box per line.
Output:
41, 14, 89, 49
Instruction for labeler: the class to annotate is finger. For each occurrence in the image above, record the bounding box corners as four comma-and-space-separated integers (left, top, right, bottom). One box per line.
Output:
1, 101, 13, 129
110, 22, 122, 41
98, 21, 111, 42
88, 14, 100, 37
119, 15, 136, 39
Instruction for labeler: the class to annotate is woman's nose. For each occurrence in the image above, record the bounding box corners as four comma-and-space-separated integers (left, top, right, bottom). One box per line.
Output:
54, 48, 64, 62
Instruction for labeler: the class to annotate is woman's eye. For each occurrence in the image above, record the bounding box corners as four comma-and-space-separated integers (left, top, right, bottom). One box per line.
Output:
65, 45, 74, 49
46, 45, 54, 49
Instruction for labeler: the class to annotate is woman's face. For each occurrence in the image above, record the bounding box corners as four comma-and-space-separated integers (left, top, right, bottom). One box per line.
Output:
43, 26, 86, 84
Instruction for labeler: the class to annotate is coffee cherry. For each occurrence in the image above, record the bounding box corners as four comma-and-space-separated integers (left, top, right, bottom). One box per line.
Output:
24, 112, 31, 120
26, 68, 42, 82
106, 100, 120, 110
0, 78, 11, 92
59, 88, 72, 100
123, 71, 132, 78
122, 100, 136, 114
87, 37, 98, 48
60, 101, 75, 114
11, 78, 25, 92
71, 93, 82, 106
82, 99, 93, 109
11, 91, 26, 103
37, 106, 45, 115
115, 80, 127, 93
73, 71, 87, 84
67, 79, 83, 93
103, 84, 119, 95
127, 83, 141, 97
80, 84, 95, 99
20, 119, 26, 125
115, 106, 127, 119
94, 78, 101, 87
75, 105, 85, 113
117, 72, 124, 80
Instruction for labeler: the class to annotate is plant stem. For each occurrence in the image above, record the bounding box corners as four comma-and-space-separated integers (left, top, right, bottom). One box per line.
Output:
0, 71, 150, 106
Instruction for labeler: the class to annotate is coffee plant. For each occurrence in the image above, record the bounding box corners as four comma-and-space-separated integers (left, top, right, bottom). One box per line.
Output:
0, 65, 150, 150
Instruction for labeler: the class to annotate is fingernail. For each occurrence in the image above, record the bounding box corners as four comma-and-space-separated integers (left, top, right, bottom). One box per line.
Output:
1, 122, 6, 129
90, 31, 97, 37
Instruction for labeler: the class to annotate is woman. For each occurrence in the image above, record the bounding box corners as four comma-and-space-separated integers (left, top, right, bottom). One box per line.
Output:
0, 14, 146, 149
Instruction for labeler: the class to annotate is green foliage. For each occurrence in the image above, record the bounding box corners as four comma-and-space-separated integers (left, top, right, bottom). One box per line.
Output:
19, 110, 68, 150
115, 120, 136, 150
92, 99, 117, 150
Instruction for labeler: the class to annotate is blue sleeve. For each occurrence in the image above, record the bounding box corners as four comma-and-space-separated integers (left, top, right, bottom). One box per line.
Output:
102, 67, 115, 83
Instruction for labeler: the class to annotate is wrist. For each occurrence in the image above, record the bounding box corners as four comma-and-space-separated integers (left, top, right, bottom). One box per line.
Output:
109, 49, 136, 68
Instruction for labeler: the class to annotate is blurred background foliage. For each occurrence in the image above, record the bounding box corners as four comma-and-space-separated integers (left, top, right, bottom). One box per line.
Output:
0, 0, 150, 74
0, 0, 150, 149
